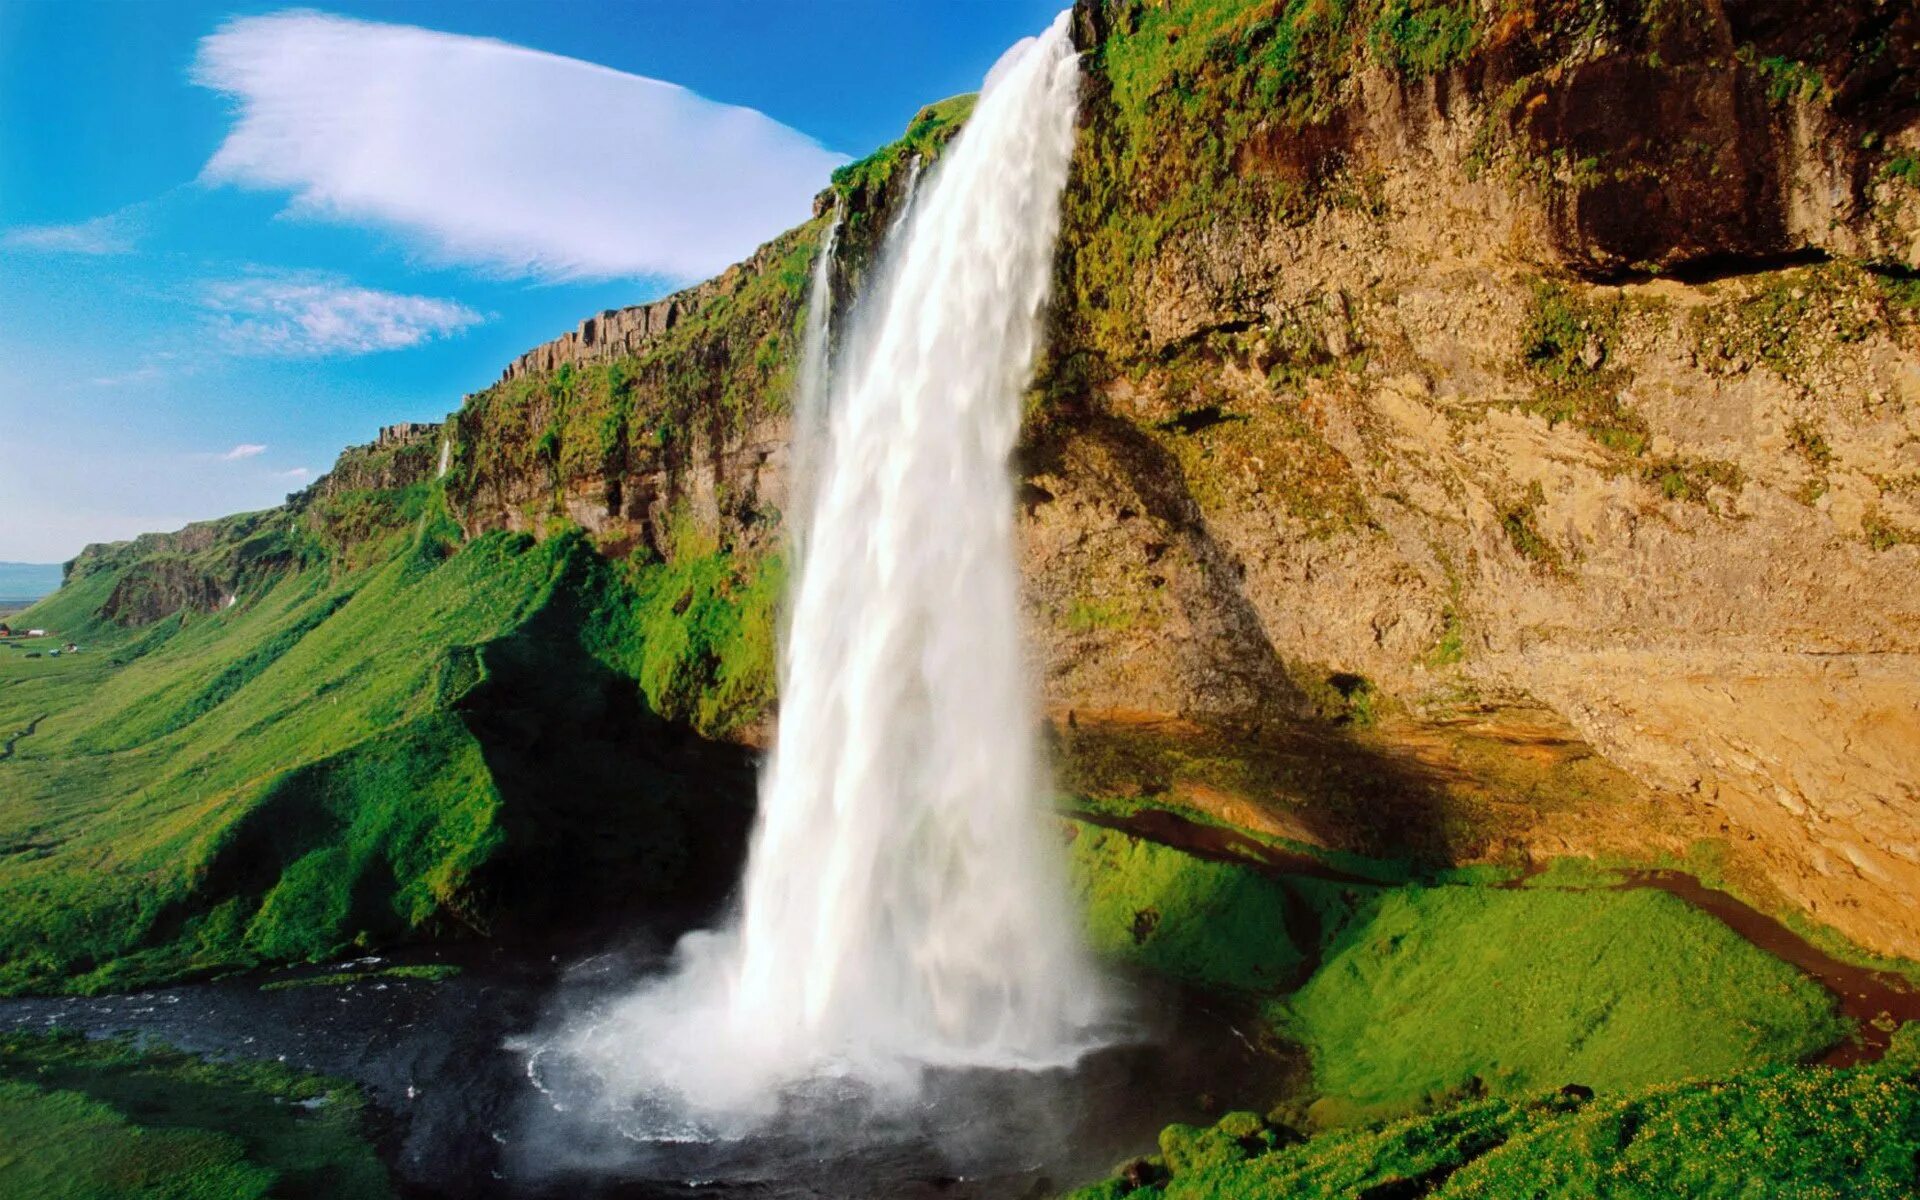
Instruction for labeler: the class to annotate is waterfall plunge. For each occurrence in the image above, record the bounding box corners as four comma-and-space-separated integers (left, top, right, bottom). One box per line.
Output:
545, 10, 1106, 1130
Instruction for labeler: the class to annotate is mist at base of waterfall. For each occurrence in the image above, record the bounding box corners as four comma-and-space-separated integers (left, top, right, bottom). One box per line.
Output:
502, 942, 1279, 1198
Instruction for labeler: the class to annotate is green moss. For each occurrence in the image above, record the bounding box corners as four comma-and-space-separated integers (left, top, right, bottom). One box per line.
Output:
1066, 822, 1310, 992
1640, 455, 1744, 508
1059, 0, 1500, 368
1736, 45, 1831, 106
258, 963, 459, 992
1444, 1065, 1920, 1199
1690, 263, 1883, 388
1515, 279, 1648, 457
602, 511, 781, 737
1159, 1111, 1289, 1176
1148, 358, 1370, 539
1066, 1058, 1920, 1200
1367, 0, 1476, 78
1863, 509, 1918, 552
831, 93, 977, 202
1067, 596, 1138, 634
0, 1031, 390, 1199
1787, 418, 1834, 468
1424, 608, 1465, 667
1276, 886, 1846, 1114
0, 1080, 275, 1200
1498, 481, 1562, 571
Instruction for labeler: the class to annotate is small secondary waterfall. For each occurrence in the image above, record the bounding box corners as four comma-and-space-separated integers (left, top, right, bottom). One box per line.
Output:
786, 204, 840, 559
544, 10, 1103, 1127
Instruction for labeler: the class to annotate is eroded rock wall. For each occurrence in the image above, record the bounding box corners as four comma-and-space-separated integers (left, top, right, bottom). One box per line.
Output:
423, 0, 1920, 956
1018, 0, 1920, 955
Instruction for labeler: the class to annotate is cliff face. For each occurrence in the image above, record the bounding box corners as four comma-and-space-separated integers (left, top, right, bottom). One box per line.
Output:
1025, 0, 1920, 955
437, 0, 1920, 957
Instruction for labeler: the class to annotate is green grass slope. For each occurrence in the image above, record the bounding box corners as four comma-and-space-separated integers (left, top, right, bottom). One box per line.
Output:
1067, 821, 1844, 1125
1067, 1027, 1920, 1199
1278, 885, 1846, 1119
0, 486, 766, 995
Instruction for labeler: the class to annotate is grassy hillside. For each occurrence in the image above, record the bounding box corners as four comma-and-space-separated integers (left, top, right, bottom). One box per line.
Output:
0, 479, 768, 995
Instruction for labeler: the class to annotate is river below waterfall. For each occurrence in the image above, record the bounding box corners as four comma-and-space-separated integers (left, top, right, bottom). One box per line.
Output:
0, 930, 1292, 1199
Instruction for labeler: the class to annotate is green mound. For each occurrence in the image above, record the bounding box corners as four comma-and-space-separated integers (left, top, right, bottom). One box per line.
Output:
0, 1031, 390, 1200
1278, 884, 1847, 1116
1066, 821, 1846, 1123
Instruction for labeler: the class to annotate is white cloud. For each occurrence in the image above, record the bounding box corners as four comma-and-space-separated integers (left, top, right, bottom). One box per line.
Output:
274, 467, 311, 480
3, 213, 137, 255
222, 443, 268, 460
191, 11, 847, 282
202, 271, 483, 356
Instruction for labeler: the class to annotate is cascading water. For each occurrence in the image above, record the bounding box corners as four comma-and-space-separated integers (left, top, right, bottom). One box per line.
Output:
536, 10, 1105, 1130
786, 203, 840, 560
733, 1, 1100, 1082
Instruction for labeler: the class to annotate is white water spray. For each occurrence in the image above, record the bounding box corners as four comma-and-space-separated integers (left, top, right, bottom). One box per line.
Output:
542, 10, 1104, 1127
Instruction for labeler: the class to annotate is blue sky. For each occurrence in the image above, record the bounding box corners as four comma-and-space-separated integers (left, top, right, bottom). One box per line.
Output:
0, 0, 1060, 562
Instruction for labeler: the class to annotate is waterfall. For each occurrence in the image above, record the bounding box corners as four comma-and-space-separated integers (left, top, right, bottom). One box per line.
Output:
786, 205, 841, 559
889, 154, 923, 235
543, 9, 1103, 1128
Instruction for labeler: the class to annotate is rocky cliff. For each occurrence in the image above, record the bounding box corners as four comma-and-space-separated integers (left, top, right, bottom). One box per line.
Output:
422, 0, 1920, 959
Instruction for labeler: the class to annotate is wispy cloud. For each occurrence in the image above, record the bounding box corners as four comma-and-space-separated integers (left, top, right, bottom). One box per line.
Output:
190, 11, 846, 282
222, 443, 268, 460
201, 271, 483, 356
3, 212, 138, 255
274, 466, 311, 480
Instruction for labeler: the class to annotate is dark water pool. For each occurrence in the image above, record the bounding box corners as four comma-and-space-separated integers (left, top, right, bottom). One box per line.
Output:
0, 935, 1294, 1199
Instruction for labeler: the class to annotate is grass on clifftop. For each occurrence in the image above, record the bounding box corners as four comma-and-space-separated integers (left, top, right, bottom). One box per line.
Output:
0, 1030, 391, 1199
